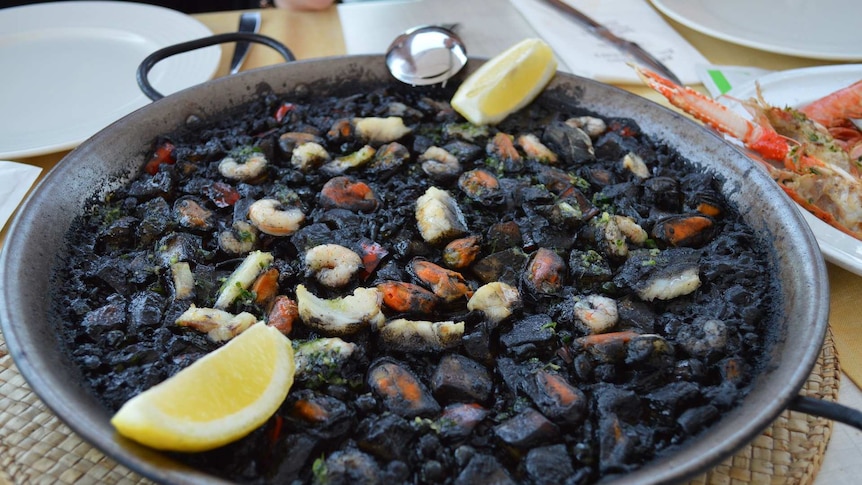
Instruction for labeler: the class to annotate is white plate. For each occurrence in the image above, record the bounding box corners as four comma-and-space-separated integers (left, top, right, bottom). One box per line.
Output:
722, 64, 862, 276
0, 1, 219, 159
650, 0, 862, 61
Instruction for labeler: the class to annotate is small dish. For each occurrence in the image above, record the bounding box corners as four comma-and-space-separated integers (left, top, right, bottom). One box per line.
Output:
0, 1, 219, 159
721, 64, 862, 276
650, 0, 862, 60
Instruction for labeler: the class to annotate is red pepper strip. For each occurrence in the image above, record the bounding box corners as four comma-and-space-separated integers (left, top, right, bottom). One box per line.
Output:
206, 181, 240, 207
144, 141, 175, 175
267, 415, 284, 446
357, 239, 388, 280
274, 102, 295, 123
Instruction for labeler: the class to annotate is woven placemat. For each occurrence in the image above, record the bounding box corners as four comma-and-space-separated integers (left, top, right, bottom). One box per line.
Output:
0, 329, 838, 485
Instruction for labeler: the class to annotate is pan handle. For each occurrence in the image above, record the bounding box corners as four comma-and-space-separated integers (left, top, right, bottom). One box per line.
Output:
137, 32, 295, 102
789, 395, 862, 430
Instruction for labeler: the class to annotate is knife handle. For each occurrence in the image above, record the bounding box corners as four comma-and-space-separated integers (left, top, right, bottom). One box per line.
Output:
137, 33, 295, 102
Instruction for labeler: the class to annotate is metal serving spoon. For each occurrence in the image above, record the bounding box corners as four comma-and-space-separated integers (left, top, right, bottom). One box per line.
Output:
385, 24, 467, 86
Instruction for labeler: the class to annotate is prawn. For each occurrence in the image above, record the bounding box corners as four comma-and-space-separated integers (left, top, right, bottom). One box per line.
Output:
799, 79, 862, 160
635, 66, 862, 241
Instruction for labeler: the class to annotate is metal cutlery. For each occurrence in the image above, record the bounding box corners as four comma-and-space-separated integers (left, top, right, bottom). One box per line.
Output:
540, 0, 684, 85
229, 11, 261, 74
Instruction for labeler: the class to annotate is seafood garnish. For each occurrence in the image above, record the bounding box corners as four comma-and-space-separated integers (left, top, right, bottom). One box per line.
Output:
175, 305, 257, 342
170, 262, 195, 300
58, 83, 780, 483
573, 294, 619, 334
367, 359, 440, 418
420, 146, 462, 180
517, 133, 558, 164
614, 249, 701, 302
267, 295, 298, 335
353, 116, 412, 144
295, 284, 385, 336
410, 259, 474, 302
377, 281, 439, 314
636, 65, 862, 240
247, 198, 305, 237
218, 149, 268, 182
415, 186, 469, 244
319, 176, 380, 213
321, 145, 376, 175
214, 250, 273, 309
290, 141, 330, 172
304, 243, 363, 288
590, 212, 647, 259
622, 152, 650, 179
466, 282, 521, 324
218, 220, 258, 255
565, 116, 607, 139
799, 79, 862, 160
293, 337, 358, 379
378, 318, 465, 352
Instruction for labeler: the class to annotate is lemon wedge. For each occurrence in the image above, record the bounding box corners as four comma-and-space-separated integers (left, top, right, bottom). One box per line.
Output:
451, 38, 557, 125
111, 322, 295, 452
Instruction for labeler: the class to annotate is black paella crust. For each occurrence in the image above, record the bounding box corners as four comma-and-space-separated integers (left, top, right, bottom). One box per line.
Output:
55, 83, 780, 484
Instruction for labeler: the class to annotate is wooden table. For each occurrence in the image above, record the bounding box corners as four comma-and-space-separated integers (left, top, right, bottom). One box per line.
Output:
2, 4, 862, 484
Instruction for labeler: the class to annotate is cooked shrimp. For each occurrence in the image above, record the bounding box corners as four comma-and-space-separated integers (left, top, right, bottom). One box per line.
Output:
219, 151, 268, 182
420, 146, 461, 180
573, 294, 618, 334
248, 198, 305, 236
566, 116, 607, 139
218, 220, 258, 255
517, 133, 558, 164
304, 244, 362, 288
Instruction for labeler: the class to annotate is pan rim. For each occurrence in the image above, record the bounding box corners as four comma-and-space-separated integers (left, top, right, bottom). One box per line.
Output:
0, 54, 830, 484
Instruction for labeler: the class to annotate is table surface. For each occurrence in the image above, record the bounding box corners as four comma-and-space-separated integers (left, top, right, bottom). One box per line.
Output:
2, 4, 862, 484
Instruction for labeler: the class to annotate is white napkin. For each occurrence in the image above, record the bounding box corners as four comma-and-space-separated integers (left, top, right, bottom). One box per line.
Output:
0, 161, 42, 232
509, 0, 708, 84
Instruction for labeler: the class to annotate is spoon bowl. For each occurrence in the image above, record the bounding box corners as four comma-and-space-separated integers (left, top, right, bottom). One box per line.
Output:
385, 25, 467, 86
